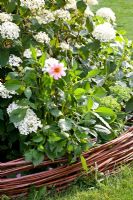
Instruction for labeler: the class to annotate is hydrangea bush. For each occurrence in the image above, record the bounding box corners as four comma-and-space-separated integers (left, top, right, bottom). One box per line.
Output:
0, 0, 133, 165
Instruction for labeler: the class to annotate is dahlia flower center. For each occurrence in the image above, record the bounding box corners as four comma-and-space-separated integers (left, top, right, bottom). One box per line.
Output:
54, 66, 61, 73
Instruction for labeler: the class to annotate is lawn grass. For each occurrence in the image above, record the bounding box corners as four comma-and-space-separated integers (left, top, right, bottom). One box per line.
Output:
46, 165, 133, 200
95, 0, 133, 39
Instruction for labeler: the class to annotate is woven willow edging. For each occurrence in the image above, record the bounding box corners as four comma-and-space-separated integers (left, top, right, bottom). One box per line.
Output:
0, 127, 133, 197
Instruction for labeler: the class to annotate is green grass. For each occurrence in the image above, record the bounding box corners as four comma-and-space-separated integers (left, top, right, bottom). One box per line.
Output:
95, 0, 133, 39
46, 165, 133, 200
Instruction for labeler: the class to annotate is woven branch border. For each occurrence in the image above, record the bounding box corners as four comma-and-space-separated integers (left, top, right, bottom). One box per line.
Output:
0, 127, 133, 197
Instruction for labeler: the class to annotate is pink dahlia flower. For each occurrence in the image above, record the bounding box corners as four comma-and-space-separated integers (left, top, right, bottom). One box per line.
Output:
48, 63, 66, 80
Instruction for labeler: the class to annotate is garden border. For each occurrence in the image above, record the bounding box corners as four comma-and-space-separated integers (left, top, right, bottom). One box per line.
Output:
0, 127, 133, 197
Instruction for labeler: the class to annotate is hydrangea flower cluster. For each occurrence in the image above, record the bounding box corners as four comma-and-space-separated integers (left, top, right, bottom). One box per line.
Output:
92, 22, 116, 42
100, 96, 121, 111
65, 0, 77, 10
7, 102, 42, 135
0, 21, 20, 40
35, 10, 55, 25
20, 0, 45, 10
0, 82, 16, 98
60, 42, 70, 50
84, 0, 98, 5
0, 12, 13, 22
96, 7, 116, 22
110, 85, 132, 102
34, 32, 50, 44
54, 9, 71, 20
9, 55, 22, 67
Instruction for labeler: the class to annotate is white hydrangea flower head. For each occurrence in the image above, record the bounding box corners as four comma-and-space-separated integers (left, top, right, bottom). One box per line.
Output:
43, 58, 59, 71
23, 49, 42, 58
0, 82, 16, 98
0, 12, 13, 22
20, 0, 45, 10
23, 49, 32, 59
84, 0, 98, 5
34, 32, 50, 44
35, 10, 55, 24
96, 7, 116, 22
7, 102, 20, 114
7, 102, 42, 135
92, 22, 116, 42
0, 21, 20, 40
60, 42, 70, 50
9, 55, 22, 67
84, 6, 94, 17
54, 9, 71, 20
65, 0, 77, 10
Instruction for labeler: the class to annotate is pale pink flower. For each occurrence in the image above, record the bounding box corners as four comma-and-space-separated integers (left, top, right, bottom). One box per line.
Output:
48, 62, 66, 80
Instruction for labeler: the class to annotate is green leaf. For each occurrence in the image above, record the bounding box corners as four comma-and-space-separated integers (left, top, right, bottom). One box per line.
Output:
33, 135, 44, 143
87, 97, 93, 111
95, 107, 116, 121
58, 118, 72, 131
87, 40, 101, 51
87, 69, 99, 78
6, 0, 16, 12
93, 87, 107, 97
24, 87, 32, 99
30, 46, 37, 60
80, 155, 88, 172
77, 1, 87, 13
39, 53, 46, 67
5, 80, 21, 91
94, 125, 111, 134
106, 60, 117, 74
25, 149, 44, 166
125, 97, 133, 113
10, 108, 27, 123
74, 88, 85, 97
0, 109, 4, 120
0, 49, 9, 67
92, 112, 112, 130
50, 108, 63, 117
86, 17, 94, 32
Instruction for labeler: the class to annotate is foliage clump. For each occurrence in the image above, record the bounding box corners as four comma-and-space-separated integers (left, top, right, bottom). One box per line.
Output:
0, 0, 132, 164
